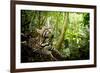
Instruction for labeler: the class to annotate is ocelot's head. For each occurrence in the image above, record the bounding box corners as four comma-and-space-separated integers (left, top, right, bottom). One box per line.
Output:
36, 26, 53, 38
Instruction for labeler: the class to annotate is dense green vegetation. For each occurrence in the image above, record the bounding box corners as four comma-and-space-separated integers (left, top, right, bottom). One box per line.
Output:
21, 10, 90, 62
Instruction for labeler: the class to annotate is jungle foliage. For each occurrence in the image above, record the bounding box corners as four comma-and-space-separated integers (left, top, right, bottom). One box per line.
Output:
21, 10, 90, 62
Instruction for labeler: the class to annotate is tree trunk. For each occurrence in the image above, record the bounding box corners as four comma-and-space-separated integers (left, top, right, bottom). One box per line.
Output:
55, 13, 69, 50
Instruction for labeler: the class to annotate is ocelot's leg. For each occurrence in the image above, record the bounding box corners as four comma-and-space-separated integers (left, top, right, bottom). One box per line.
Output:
51, 48, 65, 60
41, 49, 57, 61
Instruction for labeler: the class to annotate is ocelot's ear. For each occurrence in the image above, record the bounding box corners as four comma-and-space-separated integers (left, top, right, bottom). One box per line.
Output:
36, 29, 43, 36
36, 29, 40, 33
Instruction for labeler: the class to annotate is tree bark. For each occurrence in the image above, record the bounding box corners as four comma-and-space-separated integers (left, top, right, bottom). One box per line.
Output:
55, 13, 69, 50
